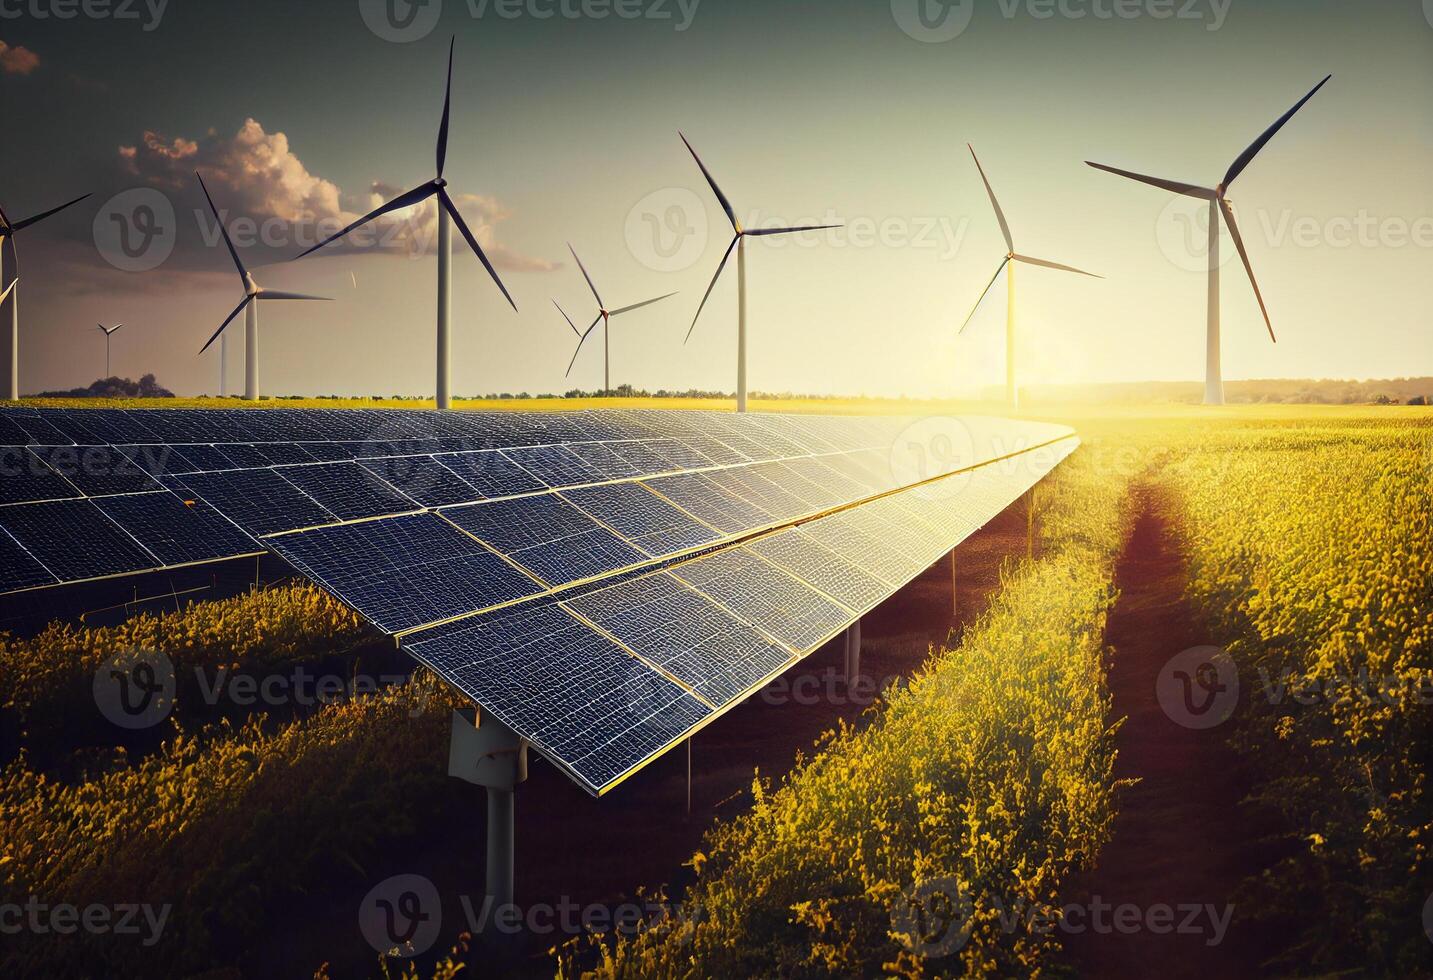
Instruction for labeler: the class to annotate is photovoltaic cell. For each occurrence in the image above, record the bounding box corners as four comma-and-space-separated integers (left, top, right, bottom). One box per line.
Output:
500, 445, 604, 488
672, 547, 850, 652
266, 513, 543, 634
745, 527, 891, 615
704, 465, 810, 523
359, 455, 483, 508
94, 492, 259, 567
276, 462, 417, 522
642, 472, 772, 536
561, 482, 720, 559
564, 572, 792, 707
0, 447, 79, 504
440, 494, 645, 586
404, 602, 711, 790
178, 468, 335, 537
0, 526, 57, 592
27, 445, 164, 496
565, 442, 641, 480
433, 451, 546, 499
0, 499, 156, 581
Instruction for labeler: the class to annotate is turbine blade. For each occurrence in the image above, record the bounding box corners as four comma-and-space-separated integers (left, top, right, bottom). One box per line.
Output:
437, 36, 455, 178
0, 279, 15, 308
968, 145, 1014, 252
440, 189, 518, 312
1218, 198, 1276, 343
685, 234, 740, 343
11, 192, 92, 232
298, 182, 436, 258
196, 172, 249, 283
679, 132, 739, 233
1085, 162, 1217, 200
567, 243, 603, 308
742, 224, 842, 237
958, 257, 1010, 335
256, 291, 333, 301
609, 292, 679, 317
1223, 74, 1332, 189
198, 296, 254, 355
553, 299, 582, 337
566, 316, 603, 377
1012, 254, 1102, 278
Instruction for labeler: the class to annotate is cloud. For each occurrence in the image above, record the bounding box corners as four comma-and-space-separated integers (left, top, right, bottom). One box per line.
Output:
0, 41, 40, 75
117, 119, 557, 272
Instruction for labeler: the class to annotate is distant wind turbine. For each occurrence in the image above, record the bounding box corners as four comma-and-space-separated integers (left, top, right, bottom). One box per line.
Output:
298, 36, 516, 410
96, 323, 124, 377
1086, 74, 1331, 406
0, 191, 92, 400
556, 244, 676, 392
195, 172, 331, 400
959, 145, 1100, 410
680, 133, 841, 413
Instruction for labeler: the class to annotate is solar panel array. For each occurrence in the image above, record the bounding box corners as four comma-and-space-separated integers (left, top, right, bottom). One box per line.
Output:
0, 406, 1077, 794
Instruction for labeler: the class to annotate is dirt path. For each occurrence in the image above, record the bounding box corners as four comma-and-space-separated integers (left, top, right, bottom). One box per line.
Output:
1062, 483, 1273, 977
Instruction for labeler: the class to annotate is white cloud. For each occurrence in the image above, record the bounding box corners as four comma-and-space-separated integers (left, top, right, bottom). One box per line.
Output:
118, 119, 556, 272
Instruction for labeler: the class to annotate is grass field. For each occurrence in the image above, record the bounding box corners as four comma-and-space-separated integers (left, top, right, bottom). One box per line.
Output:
1, 398, 1429, 978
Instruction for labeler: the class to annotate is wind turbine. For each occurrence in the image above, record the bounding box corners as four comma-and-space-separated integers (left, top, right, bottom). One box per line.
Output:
1086, 74, 1332, 406
0, 191, 92, 400
556, 244, 676, 392
195, 172, 331, 400
680, 133, 841, 413
959, 145, 1100, 410
96, 323, 124, 377
298, 36, 516, 410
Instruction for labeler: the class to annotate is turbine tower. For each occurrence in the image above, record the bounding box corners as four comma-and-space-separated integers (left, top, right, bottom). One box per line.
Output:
556, 243, 676, 392
299, 36, 516, 410
196, 172, 331, 399
96, 323, 124, 377
680, 133, 840, 413
959, 145, 1100, 410
0, 191, 92, 400
1086, 74, 1331, 406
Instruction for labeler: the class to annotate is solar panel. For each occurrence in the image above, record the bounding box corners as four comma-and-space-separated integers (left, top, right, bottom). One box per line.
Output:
265, 513, 544, 634
0, 406, 1077, 796
440, 494, 646, 587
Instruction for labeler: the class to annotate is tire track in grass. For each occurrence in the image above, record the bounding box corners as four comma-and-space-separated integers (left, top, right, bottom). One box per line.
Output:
1062, 482, 1277, 978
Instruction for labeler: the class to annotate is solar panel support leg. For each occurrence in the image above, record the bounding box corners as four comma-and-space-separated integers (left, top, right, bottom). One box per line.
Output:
448, 709, 527, 929
843, 620, 861, 688
950, 548, 958, 620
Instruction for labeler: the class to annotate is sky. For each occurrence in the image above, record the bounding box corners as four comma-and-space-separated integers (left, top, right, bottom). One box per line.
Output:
0, 0, 1430, 398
